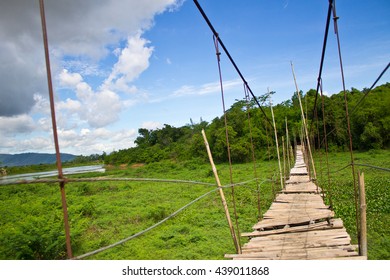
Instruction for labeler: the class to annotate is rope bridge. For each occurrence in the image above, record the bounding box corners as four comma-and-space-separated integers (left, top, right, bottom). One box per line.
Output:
2, 0, 388, 260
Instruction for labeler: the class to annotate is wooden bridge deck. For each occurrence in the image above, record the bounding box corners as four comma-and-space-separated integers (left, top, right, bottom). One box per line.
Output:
226, 147, 364, 260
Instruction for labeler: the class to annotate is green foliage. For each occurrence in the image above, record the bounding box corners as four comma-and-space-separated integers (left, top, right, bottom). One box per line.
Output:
314, 149, 390, 260
104, 83, 390, 166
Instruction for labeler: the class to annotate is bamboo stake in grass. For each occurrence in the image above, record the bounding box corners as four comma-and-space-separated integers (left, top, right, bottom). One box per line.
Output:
201, 129, 241, 254
358, 172, 367, 257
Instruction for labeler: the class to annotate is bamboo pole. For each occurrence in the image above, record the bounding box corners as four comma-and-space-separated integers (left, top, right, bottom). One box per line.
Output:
282, 136, 286, 184
285, 117, 291, 174
201, 129, 241, 254
269, 95, 284, 190
358, 172, 367, 257
291, 62, 317, 181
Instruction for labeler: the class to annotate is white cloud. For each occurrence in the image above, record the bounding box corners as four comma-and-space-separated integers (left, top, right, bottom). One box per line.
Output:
141, 121, 163, 130
0, 135, 53, 153
57, 98, 82, 113
0, 115, 36, 134
0, 124, 137, 154
56, 127, 137, 155
59, 69, 83, 88
0, 0, 183, 154
59, 69, 123, 128
18, 137, 53, 152
103, 34, 154, 94
172, 78, 242, 97
0, 0, 181, 117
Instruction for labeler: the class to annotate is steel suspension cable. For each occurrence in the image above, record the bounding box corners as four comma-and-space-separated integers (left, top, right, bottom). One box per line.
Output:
310, 0, 334, 133
0, 177, 217, 187
192, 0, 274, 129
318, 62, 390, 147
73, 178, 266, 260
350, 62, 390, 116
327, 163, 390, 174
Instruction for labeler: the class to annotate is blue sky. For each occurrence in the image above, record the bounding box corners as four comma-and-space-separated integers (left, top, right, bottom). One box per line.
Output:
0, 0, 389, 155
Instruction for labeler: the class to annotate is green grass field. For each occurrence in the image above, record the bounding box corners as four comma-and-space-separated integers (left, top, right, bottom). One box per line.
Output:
313, 149, 390, 260
1, 149, 389, 260
0, 159, 279, 260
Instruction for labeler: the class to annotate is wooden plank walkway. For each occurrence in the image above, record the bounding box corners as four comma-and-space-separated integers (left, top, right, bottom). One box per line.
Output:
226, 146, 364, 260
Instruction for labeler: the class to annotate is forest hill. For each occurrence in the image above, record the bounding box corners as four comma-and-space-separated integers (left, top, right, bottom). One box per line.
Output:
105, 83, 390, 165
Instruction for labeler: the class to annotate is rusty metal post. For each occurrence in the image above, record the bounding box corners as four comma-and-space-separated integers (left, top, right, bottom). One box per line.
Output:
39, 0, 72, 259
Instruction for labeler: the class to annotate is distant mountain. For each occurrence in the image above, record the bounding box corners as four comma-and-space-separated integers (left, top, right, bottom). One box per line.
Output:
0, 153, 76, 167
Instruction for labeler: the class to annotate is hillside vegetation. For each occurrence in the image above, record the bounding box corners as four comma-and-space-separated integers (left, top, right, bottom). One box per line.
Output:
105, 83, 390, 165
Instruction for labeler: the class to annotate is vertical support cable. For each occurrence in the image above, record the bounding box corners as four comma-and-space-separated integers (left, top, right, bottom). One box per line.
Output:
244, 84, 262, 220
39, 0, 72, 259
213, 35, 241, 250
319, 79, 333, 208
331, 0, 360, 245
314, 94, 322, 194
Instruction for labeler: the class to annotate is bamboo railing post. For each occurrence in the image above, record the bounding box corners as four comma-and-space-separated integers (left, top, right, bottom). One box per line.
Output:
358, 172, 367, 257
291, 62, 317, 181
269, 96, 284, 190
201, 129, 241, 254
282, 136, 286, 184
285, 118, 291, 174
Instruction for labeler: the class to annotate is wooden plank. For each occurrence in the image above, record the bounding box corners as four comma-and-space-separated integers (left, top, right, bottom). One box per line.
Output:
263, 211, 332, 219
243, 236, 352, 249
253, 211, 335, 230
286, 176, 311, 184
268, 204, 329, 210
226, 245, 359, 260
247, 228, 349, 242
274, 193, 323, 201
315, 255, 367, 260
242, 240, 353, 253
242, 219, 343, 237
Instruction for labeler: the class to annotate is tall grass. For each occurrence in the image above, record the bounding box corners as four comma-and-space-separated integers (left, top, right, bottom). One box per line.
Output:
313, 149, 390, 259
0, 159, 278, 260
